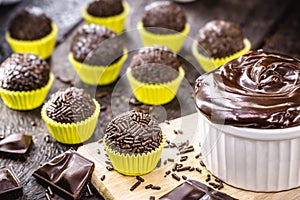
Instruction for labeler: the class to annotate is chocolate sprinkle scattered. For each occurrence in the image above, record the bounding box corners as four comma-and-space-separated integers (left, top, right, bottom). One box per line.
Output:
180, 156, 188, 162
145, 184, 153, 189
45, 192, 51, 200
149, 196, 155, 200
47, 186, 53, 197
87, 184, 94, 196
130, 181, 141, 191
100, 175, 105, 181
151, 185, 161, 190
46, 87, 96, 123
105, 110, 163, 154
179, 146, 194, 154
182, 175, 187, 180
200, 160, 206, 167
0, 53, 50, 91
172, 173, 180, 181
136, 176, 144, 182
106, 166, 114, 171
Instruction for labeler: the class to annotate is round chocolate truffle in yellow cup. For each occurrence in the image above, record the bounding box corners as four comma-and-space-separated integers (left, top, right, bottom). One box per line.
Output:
5, 7, 58, 59
0, 53, 54, 110
126, 45, 185, 105
69, 24, 127, 85
137, 1, 189, 52
192, 20, 251, 72
82, 0, 130, 34
103, 110, 166, 176
41, 87, 100, 144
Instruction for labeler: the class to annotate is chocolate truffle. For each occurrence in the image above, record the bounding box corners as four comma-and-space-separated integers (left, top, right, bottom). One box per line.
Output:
46, 87, 96, 123
129, 45, 181, 83
105, 110, 163, 154
8, 7, 52, 40
196, 20, 245, 58
194, 49, 300, 128
70, 24, 123, 65
0, 53, 50, 91
87, 0, 124, 17
142, 1, 187, 34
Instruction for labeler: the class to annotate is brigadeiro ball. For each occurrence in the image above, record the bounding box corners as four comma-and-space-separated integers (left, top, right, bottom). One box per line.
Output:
69, 23, 127, 85
137, 1, 190, 52
70, 23, 123, 66
196, 20, 245, 58
192, 20, 251, 72
87, 0, 124, 17
46, 87, 96, 123
0, 53, 53, 110
82, 0, 130, 34
6, 7, 58, 59
104, 110, 165, 175
129, 45, 181, 83
0, 53, 50, 91
8, 7, 52, 40
142, 1, 187, 34
42, 87, 100, 144
126, 45, 185, 105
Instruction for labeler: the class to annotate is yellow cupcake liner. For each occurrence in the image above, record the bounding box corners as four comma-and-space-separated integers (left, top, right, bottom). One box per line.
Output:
68, 49, 128, 86
5, 24, 58, 59
0, 73, 54, 110
103, 134, 166, 176
137, 22, 190, 52
192, 38, 251, 72
41, 99, 100, 144
126, 67, 185, 105
82, 1, 130, 34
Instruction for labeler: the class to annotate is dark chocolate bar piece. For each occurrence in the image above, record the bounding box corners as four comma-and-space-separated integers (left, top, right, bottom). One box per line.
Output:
0, 133, 33, 159
159, 180, 237, 200
33, 149, 94, 200
0, 167, 23, 199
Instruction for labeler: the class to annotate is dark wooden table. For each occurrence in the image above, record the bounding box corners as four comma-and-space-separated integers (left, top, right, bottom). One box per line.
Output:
0, 0, 299, 199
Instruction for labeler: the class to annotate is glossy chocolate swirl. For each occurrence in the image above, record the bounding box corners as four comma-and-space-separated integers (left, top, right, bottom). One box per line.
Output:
194, 50, 300, 128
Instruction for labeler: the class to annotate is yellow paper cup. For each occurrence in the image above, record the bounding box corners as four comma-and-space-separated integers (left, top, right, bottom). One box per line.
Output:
0, 73, 54, 110
69, 49, 127, 86
192, 38, 251, 72
103, 134, 166, 176
82, 1, 130, 34
41, 99, 100, 144
5, 24, 58, 59
137, 22, 190, 52
126, 67, 185, 105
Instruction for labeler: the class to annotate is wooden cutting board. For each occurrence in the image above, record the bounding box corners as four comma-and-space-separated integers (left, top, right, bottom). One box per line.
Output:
77, 113, 300, 200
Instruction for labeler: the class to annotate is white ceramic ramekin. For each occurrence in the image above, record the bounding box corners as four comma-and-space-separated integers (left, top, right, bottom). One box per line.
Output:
198, 111, 300, 192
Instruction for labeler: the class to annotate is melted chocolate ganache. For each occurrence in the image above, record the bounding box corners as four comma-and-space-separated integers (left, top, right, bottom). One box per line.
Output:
195, 49, 300, 129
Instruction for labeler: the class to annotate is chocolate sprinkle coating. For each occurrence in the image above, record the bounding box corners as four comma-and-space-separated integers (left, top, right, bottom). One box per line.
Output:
196, 20, 245, 58
105, 110, 163, 154
46, 87, 96, 123
195, 50, 300, 128
70, 24, 123, 66
87, 0, 124, 17
129, 46, 180, 83
142, 1, 186, 34
8, 7, 52, 40
0, 53, 50, 91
